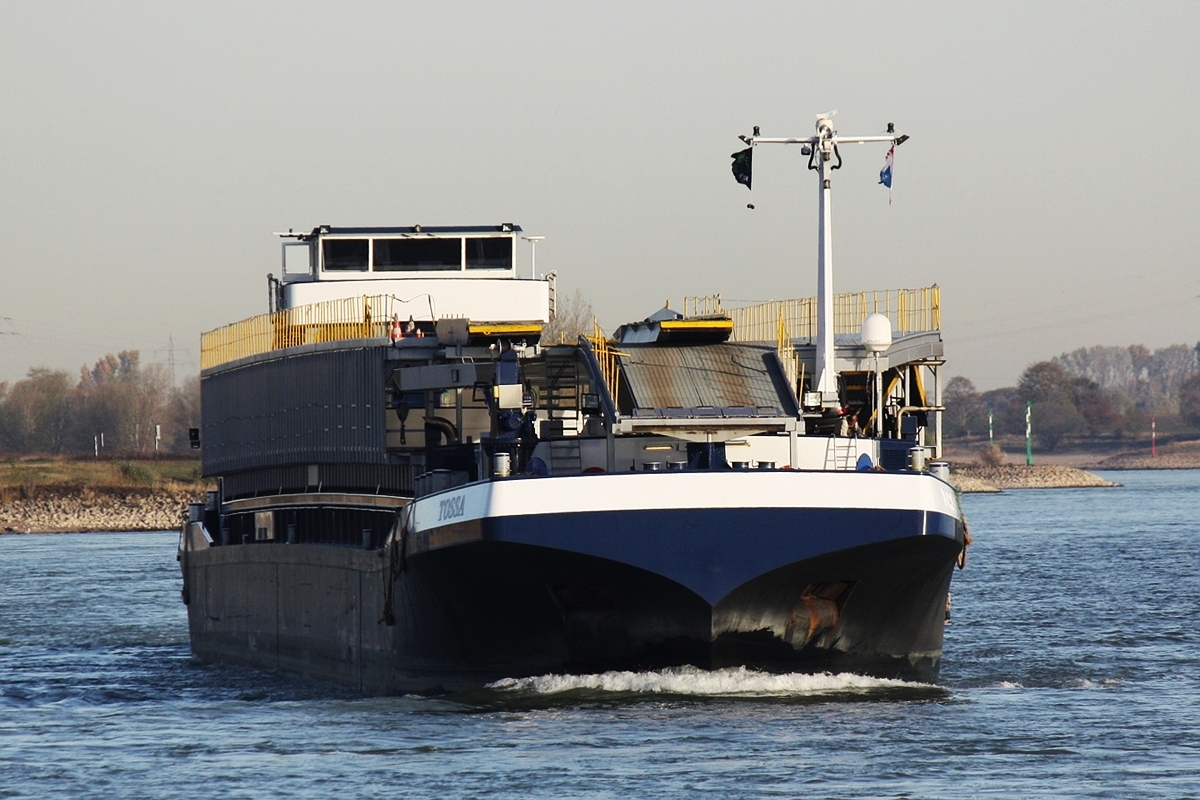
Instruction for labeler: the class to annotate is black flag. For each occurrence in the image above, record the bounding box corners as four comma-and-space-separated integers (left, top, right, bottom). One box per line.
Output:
731, 147, 752, 189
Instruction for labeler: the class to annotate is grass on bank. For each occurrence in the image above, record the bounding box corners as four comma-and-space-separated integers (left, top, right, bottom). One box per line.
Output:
1, 455, 211, 500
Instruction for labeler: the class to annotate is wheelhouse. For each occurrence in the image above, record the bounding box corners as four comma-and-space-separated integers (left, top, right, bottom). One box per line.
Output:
280, 225, 520, 282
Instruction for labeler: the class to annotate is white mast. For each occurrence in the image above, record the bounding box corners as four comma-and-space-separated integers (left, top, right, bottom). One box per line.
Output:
741, 112, 907, 408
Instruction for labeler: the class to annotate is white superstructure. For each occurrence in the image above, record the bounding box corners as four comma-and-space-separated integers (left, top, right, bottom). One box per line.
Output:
273, 224, 552, 323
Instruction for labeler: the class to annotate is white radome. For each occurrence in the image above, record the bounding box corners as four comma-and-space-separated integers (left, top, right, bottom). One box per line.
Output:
860, 312, 892, 353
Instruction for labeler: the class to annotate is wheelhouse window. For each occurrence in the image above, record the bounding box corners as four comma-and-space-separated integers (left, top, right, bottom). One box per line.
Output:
373, 238, 462, 271
322, 239, 369, 271
282, 242, 313, 276
465, 237, 513, 270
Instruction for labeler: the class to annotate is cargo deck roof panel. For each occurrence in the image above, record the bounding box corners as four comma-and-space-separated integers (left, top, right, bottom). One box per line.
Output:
617, 343, 798, 418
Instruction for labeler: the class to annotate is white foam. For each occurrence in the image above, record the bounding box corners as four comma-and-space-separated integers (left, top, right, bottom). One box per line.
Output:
487, 666, 931, 697
1064, 677, 1123, 690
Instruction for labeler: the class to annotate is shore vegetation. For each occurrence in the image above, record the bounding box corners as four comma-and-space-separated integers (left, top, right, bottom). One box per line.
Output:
1, 455, 208, 501
943, 341, 1200, 453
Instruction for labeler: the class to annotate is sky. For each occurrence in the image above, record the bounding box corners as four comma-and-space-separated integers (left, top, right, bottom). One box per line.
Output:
2, 1, 1197, 391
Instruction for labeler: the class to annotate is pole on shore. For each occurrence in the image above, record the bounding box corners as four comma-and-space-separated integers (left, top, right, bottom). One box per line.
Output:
1151, 416, 1157, 457
1025, 402, 1033, 466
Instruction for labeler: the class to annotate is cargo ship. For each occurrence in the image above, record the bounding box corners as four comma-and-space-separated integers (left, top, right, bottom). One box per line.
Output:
179, 116, 966, 693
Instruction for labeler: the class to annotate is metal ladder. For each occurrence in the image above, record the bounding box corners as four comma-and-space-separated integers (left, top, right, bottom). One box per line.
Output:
542, 349, 583, 475
549, 439, 582, 476
825, 436, 858, 471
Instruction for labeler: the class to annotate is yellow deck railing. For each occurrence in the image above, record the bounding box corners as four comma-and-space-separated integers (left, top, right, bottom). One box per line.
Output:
585, 319, 623, 405
726, 286, 940, 343
201, 295, 399, 370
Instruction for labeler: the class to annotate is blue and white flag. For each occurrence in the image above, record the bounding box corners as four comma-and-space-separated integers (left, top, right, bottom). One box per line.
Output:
878, 145, 894, 188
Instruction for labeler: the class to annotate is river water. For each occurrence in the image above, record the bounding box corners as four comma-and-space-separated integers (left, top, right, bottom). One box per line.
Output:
1, 470, 1198, 798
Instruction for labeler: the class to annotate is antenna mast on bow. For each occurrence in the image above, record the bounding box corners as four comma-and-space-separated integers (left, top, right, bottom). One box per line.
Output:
736, 112, 909, 409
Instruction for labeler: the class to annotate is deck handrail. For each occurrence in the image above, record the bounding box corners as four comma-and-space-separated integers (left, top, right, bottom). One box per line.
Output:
584, 319, 622, 405
200, 295, 399, 370
725, 286, 940, 343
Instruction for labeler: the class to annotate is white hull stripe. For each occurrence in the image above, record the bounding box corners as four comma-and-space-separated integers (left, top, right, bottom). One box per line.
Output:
413, 471, 961, 533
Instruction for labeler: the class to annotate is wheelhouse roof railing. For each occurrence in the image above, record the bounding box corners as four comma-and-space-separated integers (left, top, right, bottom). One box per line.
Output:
201, 294, 400, 370
685, 286, 941, 344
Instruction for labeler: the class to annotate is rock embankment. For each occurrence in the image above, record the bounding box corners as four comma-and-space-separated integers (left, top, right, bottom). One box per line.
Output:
950, 464, 1118, 493
0, 488, 205, 534
946, 474, 1003, 494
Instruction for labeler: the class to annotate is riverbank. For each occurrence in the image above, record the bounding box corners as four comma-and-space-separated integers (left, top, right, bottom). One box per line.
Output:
942, 438, 1200, 492
944, 438, 1200, 470
0, 457, 209, 534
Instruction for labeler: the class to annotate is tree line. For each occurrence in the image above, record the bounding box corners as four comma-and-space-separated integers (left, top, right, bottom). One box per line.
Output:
0, 351, 200, 456
944, 342, 1200, 450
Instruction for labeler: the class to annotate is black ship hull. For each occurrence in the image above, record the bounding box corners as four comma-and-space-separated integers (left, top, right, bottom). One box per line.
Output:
181, 471, 964, 694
